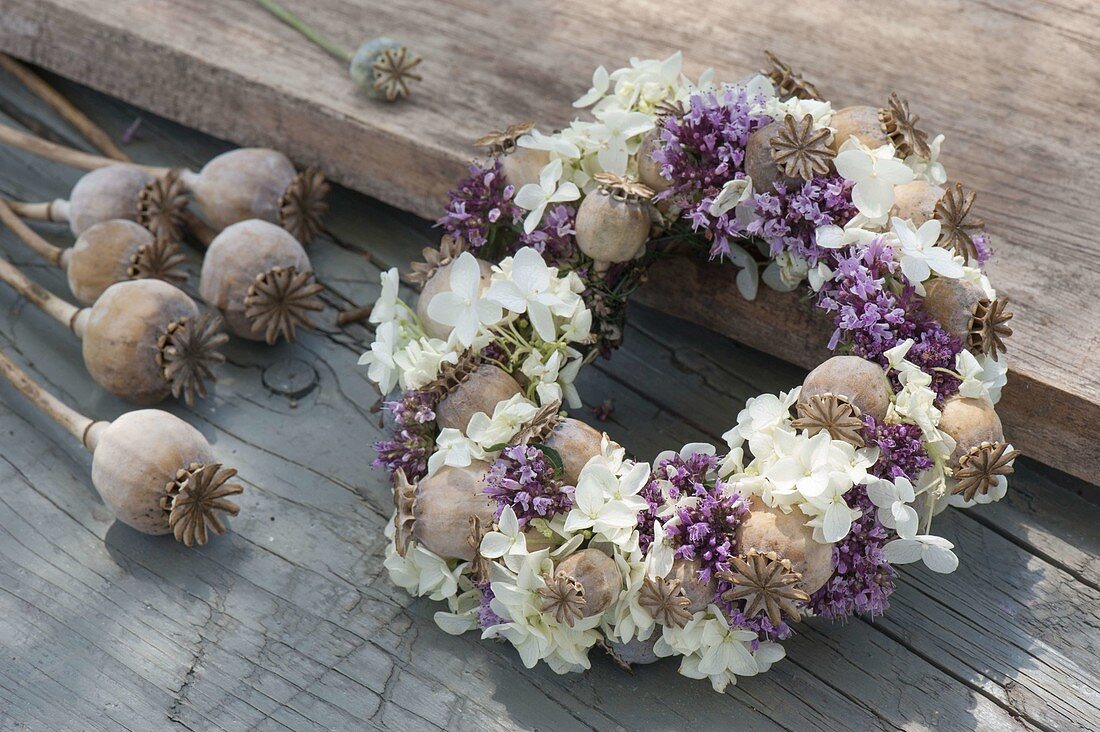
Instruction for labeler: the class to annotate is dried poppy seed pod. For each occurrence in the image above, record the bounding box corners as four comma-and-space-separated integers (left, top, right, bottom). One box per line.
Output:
501, 147, 551, 190
890, 180, 945, 226
574, 174, 652, 272
0, 352, 242, 547
181, 149, 329, 243
743, 120, 791, 193
199, 219, 324, 344
348, 38, 423, 101
416, 256, 494, 340
78, 279, 205, 405
553, 548, 622, 617
407, 462, 496, 560
736, 497, 834, 594
66, 164, 156, 235
921, 276, 985, 345
542, 418, 603, 486
669, 558, 715, 613
608, 637, 660, 666
828, 106, 892, 153
636, 128, 671, 193
61, 220, 187, 305
938, 396, 1004, 469
800, 355, 891, 422
431, 355, 523, 432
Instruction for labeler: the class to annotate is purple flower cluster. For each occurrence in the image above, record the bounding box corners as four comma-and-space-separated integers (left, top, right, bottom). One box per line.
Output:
476, 582, 504, 629
749, 174, 857, 264
862, 415, 933, 482
484, 444, 574, 526
436, 160, 521, 251
726, 607, 793, 648
816, 237, 963, 401
652, 89, 772, 259
373, 390, 438, 481
807, 484, 895, 620
517, 204, 577, 265
973, 232, 993, 267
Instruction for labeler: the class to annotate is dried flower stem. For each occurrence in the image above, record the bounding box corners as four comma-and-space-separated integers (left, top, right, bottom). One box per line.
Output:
0, 122, 170, 175
0, 347, 100, 448
0, 199, 63, 266
0, 254, 81, 330
336, 304, 373, 325
181, 209, 217, 248
252, 0, 353, 62
6, 200, 64, 222
0, 54, 130, 161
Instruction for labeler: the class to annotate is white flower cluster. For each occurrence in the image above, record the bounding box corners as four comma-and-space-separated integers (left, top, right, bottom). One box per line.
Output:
358, 247, 593, 407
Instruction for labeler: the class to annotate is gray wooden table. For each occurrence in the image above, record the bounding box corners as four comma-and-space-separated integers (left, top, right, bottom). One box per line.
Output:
0, 72, 1096, 732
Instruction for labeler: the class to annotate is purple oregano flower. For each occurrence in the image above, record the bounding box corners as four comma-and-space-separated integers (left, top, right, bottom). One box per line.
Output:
373, 390, 437, 481
862, 415, 933, 482
436, 160, 521, 252
517, 203, 577, 266
484, 444, 574, 527
749, 174, 858, 265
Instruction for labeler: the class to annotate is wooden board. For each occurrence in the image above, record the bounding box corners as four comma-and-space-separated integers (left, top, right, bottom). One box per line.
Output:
0, 0, 1096, 485
0, 70, 1098, 731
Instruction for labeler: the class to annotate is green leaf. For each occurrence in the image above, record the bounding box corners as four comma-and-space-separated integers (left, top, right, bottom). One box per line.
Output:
485, 442, 509, 453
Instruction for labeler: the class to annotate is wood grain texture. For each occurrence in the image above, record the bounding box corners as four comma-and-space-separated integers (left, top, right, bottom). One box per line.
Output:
0, 67, 1097, 731
0, 0, 1095, 484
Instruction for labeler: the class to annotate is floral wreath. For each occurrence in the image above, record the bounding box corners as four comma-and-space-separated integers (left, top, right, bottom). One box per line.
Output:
359, 51, 1018, 692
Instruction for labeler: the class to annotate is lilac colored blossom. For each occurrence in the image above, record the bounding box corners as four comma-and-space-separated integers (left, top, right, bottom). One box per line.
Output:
652, 89, 772, 259
725, 607, 793, 649
816, 237, 963, 401
476, 582, 504, 629
749, 174, 857, 264
972, 232, 993, 266
373, 390, 437, 481
436, 160, 521, 251
517, 204, 577, 265
484, 444, 574, 526
807, 484, 895, 620
862, 415, 933, 482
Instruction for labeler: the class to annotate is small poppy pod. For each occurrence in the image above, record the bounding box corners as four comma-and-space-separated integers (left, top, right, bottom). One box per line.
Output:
553, 548, 622, 617
431, 355, 524, 432
828, 106, 892, 154
890, 180, 946, 226
668, 557, 716, 613
199, 220, 324, 344
181, 149, 329, 243
61, 219, 186, 305
574, 177, 652, 269
736, 497, 834, 595
76, 279, 203, 405
800, 355, 891, 422
416, 256, 494, 340
86, 410, 242, 543
742, 119, 795, 193
65, 164, 157, 236
403, 461, 497, 560
921, 276, 986, 345
500, 146, 551, 190
539, 418, 604, 486
636, 128, 672, 194
938, 396, 1004, 470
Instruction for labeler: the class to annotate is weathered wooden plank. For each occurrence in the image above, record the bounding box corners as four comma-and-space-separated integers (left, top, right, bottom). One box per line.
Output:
0, 71, 1093, 730
0, 0, 1097, 485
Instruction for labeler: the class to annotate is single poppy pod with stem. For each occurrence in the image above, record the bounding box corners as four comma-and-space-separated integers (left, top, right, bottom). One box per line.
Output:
0, 199, 187, 305
0, 125, 330, 244
0, 255, 226, 405
0, 348, 243, 546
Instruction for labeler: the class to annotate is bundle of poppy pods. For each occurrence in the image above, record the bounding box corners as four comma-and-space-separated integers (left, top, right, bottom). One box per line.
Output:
0, 90, 333, 547
363, 51, 1018, 691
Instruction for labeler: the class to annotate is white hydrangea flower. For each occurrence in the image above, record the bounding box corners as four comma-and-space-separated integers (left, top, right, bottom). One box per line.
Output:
766, 97, 833, 127
394, 336, 459, 390
522, 348, 583, 409
884, 534, 959, 573
891, 217, 964, 289
833, 138, 914, 223
814, 214, 890, 250
369, 267, 402, 325
465, 393, 540, 450
427, 428, 486, 476
725, 388, 801, 457
434, 587, 483, 636
517, 128, 582, 161
603, 547, 656, 643
905, 133, 947, 186
425, 252, 502, 347
588, 109, 654, 174
563, 458, 649, 549
358, 320, 399, 394
383, 521, 463, 601
600, 52, 686, 115
655, 606, 760, 693
955, 350, 1008, 405
486, 247, 570, 342
573, 65, 610, 107
762, 251, 811, 292
866, 476, 919, 539
480, 505, 529, 570
513, 159, 581, 234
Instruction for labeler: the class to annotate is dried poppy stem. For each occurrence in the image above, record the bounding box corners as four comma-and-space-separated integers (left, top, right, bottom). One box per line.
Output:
6, 200, 64, 222
0, 122, 170, 174
0, 347, 243, 545
0, 346, 97, 446
336, 304, 372, 325
0, 198, 63, 266
0, 253, 81, 330
0, 54, 130, 161
253, 0, 352, 62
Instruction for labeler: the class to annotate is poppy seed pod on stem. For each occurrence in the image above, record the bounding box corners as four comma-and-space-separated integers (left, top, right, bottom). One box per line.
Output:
736, 497, 835, 595
392, 462, 497, 560
427, 352, 524, 432
199, 219, 325, 344
553, 548, 622, 618
0, 200, 187, 305
0, 256, 226, 406
799, 355, 892, 422
574, 173, 653, 273
0, 349, 243, 546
